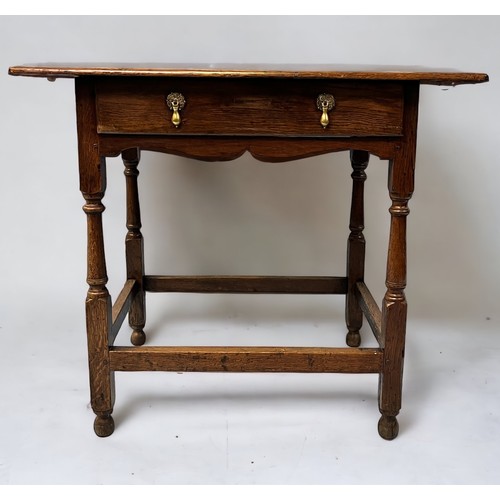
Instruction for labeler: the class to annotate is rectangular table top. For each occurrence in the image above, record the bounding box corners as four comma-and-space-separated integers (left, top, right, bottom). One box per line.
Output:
8, 63, 488, 86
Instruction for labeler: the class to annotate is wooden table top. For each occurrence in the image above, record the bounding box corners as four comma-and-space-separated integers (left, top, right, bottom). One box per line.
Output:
8, 63, 488, 86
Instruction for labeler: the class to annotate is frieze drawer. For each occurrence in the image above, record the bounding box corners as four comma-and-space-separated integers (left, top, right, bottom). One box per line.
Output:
95, 78, 404, 138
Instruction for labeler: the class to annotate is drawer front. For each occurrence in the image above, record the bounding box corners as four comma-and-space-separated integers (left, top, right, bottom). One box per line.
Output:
95, 78, 404, 137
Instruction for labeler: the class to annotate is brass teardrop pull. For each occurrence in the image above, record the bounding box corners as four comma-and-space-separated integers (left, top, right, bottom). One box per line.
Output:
166, 92, 186, 128
316, 93, 335, 129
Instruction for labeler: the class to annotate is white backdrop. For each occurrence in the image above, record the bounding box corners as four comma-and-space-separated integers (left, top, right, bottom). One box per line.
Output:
1, 16, 499, 485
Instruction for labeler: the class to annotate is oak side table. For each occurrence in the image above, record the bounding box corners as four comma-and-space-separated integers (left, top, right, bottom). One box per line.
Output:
9, 64, 488, 439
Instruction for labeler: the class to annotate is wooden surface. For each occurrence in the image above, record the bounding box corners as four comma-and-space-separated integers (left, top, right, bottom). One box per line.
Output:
377, 82, 420, 440
76, 78, 116, 438
98, 135, 399, 162
110, 278, 136, 343
345, 150, 369, 348
356, 281, 382, 347
109, 346, 383, 373
122, 148, 146, 347
95, 78, 404, 137
8, 63, 488, 85
143, 275, 347, 294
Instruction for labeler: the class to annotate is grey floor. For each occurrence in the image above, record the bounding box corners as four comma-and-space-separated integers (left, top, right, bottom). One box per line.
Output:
2, 291, 499, 485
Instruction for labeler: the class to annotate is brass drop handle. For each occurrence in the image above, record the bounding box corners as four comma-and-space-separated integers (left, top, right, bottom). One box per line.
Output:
166, 92, 186, 128
316, 93, 335, 129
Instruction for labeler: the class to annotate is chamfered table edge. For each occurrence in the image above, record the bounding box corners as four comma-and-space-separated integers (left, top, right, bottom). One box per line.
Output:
8, 64, 489, 86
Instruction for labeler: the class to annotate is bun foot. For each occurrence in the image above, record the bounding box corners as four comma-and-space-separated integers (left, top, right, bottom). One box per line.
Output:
94, 414, 115, 437
131, 329, 146, 346
346, 330, 361, 347
378, 415, 399, 440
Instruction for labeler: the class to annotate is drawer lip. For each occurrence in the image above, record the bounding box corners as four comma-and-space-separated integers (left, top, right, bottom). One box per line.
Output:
95, 78, 404, 138
96, 130, 404, 138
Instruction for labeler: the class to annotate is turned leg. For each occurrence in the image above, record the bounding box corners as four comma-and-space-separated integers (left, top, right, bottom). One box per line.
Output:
77, 78, 115, 437
378, 188, 411, 440
122, 148, 146, 346
83, 191, 115, 437
345, 150, 369, 347
378, 84, 419, 439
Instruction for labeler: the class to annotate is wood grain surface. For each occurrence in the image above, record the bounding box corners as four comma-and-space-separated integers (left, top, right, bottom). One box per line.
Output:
8, 63, 489, 85
95, 78, 404, 137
